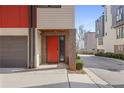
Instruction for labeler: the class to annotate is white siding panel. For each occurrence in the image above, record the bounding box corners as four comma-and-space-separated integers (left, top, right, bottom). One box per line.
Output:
37, 6, 75, 29
0, 28, 29, 36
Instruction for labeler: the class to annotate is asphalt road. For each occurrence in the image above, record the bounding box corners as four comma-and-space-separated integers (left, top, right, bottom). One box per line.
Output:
80, 55, 124, 88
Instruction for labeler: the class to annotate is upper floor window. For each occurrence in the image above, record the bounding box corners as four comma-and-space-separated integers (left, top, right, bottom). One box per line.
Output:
116, 6, 123, 22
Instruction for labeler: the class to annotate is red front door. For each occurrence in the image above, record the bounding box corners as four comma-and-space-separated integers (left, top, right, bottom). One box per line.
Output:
47, 36, 58, 63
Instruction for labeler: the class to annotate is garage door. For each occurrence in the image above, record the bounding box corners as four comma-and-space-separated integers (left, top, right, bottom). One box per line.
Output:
0, 36, 27, 68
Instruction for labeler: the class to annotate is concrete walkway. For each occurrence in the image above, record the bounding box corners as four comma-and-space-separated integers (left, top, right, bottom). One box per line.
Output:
0, 64, 111, 88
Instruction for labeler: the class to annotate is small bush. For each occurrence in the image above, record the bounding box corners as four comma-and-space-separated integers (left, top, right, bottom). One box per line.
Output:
120, 54, 124, 60
76, 59, 83, 70
76, 53, 80, 59
76, 56, 80, 59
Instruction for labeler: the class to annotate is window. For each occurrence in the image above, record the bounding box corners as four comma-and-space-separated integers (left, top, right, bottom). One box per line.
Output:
39, 5, 61, 8
116, 6, 123, 22
98, 37, 103, 45
116, 27, 124, 39
59, 36, 65, 62
97, 30, 100, 35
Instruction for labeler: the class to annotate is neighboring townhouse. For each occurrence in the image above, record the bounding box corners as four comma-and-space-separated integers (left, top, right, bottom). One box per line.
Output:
84, 32, 97, 51
95, 15, 104, 52
96, 5, 124, 54
0, 5, 76, 70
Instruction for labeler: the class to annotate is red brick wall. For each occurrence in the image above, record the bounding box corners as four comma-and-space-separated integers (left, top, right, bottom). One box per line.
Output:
0, 5, 29, 28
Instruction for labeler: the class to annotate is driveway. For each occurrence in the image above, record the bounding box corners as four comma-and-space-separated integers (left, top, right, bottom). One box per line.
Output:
0, 64, 100, 88
0, 65, 69, 88
80, 55, 124, 88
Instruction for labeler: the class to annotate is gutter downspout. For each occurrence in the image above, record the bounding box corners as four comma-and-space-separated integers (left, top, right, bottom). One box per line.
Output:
28, 5, 36, 68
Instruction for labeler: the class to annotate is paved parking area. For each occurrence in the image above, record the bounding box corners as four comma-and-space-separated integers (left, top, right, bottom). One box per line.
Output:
80, 55, 124, 88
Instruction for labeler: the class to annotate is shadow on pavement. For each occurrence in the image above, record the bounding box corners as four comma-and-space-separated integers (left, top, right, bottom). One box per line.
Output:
25, 82, 98, 88
0, 64, 66, 74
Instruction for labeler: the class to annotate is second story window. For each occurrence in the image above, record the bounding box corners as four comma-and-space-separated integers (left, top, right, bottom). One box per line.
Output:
116, 6, 123, 22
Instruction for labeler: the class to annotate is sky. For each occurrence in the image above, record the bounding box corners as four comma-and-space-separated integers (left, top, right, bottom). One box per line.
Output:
75, 5, 104, 32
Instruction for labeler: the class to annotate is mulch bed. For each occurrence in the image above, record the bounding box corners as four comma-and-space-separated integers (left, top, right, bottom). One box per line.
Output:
67, 69, 87, 74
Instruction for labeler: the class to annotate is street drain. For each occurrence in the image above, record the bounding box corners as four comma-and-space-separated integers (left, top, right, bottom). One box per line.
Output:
107, 68, 120, 72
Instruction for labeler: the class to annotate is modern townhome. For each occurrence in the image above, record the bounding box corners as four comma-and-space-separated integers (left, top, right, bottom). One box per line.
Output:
0, 5, 76, 70
96, 5, 124, 54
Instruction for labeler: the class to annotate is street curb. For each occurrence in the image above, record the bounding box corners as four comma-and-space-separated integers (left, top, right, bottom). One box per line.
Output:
84, 68, 113, 88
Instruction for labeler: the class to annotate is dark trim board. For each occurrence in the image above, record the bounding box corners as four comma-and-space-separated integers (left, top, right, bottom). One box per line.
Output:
28, 5, 36, 68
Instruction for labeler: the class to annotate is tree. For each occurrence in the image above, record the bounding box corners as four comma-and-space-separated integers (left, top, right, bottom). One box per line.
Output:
76, 25, 86, 51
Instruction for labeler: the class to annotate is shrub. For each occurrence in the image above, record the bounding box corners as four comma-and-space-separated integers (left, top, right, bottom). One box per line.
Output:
95, 52, 124, 60
76, 59, 83, 70
120, 54, 124, 60
76, 56, 80, 59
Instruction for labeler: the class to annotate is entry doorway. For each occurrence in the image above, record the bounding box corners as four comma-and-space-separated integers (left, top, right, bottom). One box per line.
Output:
46, 36, 65, 63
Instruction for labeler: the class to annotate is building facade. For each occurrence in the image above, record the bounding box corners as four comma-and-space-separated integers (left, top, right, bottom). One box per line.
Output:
96, 5, 124, 54
0, 5, 76, 70
84, 32, 97, 51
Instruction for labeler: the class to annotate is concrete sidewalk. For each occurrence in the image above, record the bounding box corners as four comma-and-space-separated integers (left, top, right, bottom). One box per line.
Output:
68, 73, 98, 88
68, 68, 113, 88
0, 64, 113, 88
84, 68, 113, 88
